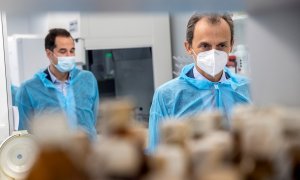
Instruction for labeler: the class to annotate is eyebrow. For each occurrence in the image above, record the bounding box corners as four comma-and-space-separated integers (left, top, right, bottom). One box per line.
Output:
58, 47, 75, 51
217, 41, 229, 45
197, 41, 229, 47
197, 42, 211, 47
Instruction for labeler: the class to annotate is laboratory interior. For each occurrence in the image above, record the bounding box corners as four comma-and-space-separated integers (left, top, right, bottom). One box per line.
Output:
0, 0, 300, 179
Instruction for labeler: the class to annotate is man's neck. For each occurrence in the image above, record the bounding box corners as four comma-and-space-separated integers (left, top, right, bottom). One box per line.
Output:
49, 65, 69, 82
195, 66, 223, 82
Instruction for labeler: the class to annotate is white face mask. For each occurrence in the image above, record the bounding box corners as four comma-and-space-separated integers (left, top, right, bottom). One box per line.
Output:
53, 56, 76, 73
193, 49, 228, 77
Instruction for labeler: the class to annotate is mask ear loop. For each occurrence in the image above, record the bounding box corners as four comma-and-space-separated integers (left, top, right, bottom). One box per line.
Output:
191, 49, 197, 56
191, 49, 198, 63
50, 52, 59, 67
52, 52, 59, 59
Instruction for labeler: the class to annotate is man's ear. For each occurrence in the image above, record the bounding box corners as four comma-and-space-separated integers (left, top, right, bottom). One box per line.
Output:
229, 40, 234, 53
45, 49, 52, 59
184, 41, 193, 55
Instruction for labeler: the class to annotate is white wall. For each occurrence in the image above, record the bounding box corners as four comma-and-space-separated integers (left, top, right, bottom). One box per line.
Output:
6, 12, 80, 37
6, 12, 48, 36
170, 12, 193, 58
247, 8, 300, 106
46, 12, 81, 38
6, 15, 30, 35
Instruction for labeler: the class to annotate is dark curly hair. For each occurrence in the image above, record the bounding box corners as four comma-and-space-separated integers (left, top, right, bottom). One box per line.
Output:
45, 28, 73, 51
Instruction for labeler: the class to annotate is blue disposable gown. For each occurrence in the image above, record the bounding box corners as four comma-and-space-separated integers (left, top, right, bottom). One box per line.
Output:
11, 85, 19, 106
16, 68, 99, 138
148, 64, 251, 152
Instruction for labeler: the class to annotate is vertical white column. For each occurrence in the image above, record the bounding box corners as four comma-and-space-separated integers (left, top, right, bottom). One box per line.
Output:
0, 12, 12, 142
151, 13, 173, 88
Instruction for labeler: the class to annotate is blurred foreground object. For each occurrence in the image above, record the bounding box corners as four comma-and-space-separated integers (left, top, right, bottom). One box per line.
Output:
145, 120, 190, 180
25, 114, 91, 180
232, 105, 300, 180
26, 147, 89, 180
14, 101, 300, 180
89, 98, 148, 179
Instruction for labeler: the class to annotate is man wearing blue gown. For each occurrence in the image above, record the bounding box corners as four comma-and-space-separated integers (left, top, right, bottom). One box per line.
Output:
148, 13, 251, 151
16, 28, 99, 138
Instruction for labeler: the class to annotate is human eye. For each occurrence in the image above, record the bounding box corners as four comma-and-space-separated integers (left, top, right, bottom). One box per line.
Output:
199, 43, 211, 50
70, 48, 75, 54
217, 43, 228, 50
59, 49, 67, 54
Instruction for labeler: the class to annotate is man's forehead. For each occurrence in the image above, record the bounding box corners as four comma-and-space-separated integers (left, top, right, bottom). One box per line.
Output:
54, 36, 74, 48
55, 35, 73, 41
194, 18, 231, 36
196, 17, 227, 28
